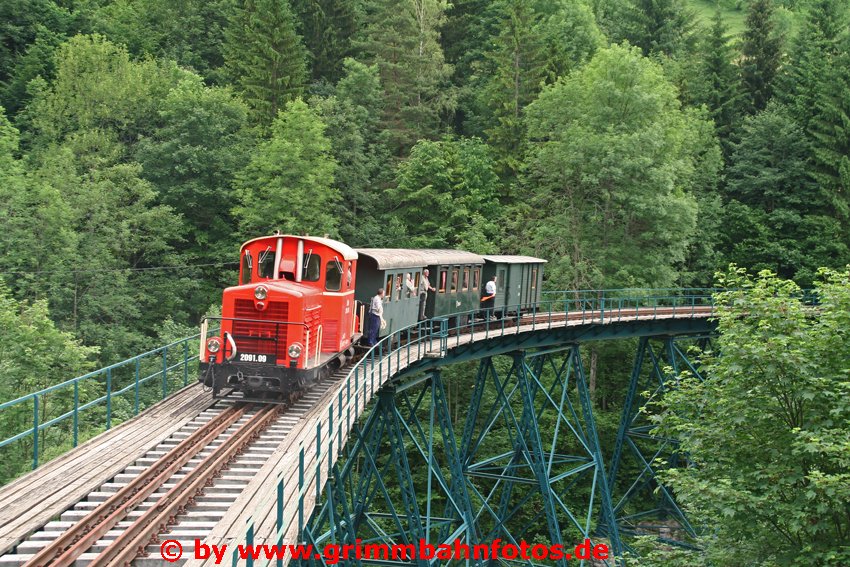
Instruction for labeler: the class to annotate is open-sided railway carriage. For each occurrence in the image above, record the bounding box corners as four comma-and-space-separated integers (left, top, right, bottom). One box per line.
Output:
199, 235, 546, 402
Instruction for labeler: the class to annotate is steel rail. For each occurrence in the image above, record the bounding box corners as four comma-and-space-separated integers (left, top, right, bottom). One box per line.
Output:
22, 404, 249, 567
90, 404, 283, 567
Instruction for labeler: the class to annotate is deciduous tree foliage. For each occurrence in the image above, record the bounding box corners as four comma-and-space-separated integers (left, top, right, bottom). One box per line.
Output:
650, 267, 850, 566
392, 137, 501, 250
134, 78, 252, 308
311, 60, 391, 246
0, 0, 75, 85
27, 34, 190, 147
523, 44, 713, 289
0, 282, 97, 483
476, 0, 604, 179
234, 99, 339, 236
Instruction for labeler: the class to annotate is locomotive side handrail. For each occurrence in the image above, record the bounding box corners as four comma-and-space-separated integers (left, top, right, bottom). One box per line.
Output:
314, 325, 322, 367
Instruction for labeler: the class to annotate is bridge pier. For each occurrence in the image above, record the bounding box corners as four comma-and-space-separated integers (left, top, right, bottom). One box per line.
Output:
607, 335, 711, 549
304, 333, 714, 565
303, 372, 478, 566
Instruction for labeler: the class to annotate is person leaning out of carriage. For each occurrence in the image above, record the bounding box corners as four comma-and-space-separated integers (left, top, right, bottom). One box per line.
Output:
481, 275, 497, 320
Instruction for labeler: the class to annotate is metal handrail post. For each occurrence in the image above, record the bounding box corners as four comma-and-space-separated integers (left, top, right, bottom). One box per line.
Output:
32, 395, 39, 470
106, 368, 112, 430
73, 381, 79, 447
161, 345, 168, 398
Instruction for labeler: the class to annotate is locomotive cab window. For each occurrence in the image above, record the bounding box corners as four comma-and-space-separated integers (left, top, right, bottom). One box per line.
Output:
326, 259, 342, 291
241, 251, 253, 285
258, 248, 275, 279
302, 252, 321, 282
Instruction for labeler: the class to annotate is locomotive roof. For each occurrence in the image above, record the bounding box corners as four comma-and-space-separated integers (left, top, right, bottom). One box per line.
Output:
356, 249, 486, 270
241, 235, 358, 260
482, 255, 548, 264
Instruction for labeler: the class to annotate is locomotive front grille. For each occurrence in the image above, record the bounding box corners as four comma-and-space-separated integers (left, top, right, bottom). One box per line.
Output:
232, 299, 289, 359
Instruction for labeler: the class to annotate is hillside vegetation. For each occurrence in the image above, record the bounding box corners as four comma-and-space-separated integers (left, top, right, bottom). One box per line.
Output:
1, 0, 849, 562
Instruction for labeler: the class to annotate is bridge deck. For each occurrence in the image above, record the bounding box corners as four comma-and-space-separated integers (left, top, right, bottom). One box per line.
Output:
183, 306, 714, 566
0, 384, 213, 555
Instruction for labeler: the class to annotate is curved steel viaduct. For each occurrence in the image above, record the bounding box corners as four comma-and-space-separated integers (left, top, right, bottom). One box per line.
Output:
0, 290, 718, 567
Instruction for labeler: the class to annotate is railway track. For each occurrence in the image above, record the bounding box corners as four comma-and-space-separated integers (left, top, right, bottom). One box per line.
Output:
0, 372, 343, 567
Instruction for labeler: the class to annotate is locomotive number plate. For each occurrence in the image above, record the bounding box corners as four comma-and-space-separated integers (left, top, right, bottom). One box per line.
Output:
239, 353, 268, 363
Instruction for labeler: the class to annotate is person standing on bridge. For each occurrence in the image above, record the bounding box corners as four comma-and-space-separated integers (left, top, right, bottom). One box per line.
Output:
418, 269, 435, 321
481, 275, 497, 319
367, 288, 385, 346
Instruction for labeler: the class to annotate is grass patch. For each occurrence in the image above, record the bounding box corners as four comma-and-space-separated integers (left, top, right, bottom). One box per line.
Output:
687, 0, 748, 36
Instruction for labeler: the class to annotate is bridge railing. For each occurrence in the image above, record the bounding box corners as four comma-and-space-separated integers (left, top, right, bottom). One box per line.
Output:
0, 333, 207, 474
237, 289, 719, 565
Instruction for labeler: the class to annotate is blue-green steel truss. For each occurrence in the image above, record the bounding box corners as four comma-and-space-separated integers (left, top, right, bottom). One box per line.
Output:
304, 336, 713, 566
606, 335, 712, 550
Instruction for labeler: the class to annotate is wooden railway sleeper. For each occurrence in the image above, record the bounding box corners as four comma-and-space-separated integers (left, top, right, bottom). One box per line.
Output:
89, 404, 282, 567
22, 404, 248, 567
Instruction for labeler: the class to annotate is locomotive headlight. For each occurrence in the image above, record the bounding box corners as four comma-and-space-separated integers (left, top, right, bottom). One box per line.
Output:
254, 285, 268, 300
288, 343, 303, 359
206, 337, 222, 353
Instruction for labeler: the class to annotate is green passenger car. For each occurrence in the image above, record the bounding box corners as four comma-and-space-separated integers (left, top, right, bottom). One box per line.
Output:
481, 255, 547, 313
355, 249, 424, 338
422, 250, 486, 320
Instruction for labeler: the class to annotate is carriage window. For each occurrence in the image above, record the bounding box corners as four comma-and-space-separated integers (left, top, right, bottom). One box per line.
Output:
439, 269, 448, 293
385, 274, 393, 301
405, 273, 415, 298
531, 268, 538, 289
462, 268, 469, 291
396, 274, 402, 301
241, 252, 252, 285
450, 269, 458, 293
414, 272, 421, 293
326, 260, 342, 291
497, 269, 506, 292
258, 248, 275, 279
302, 253, 321, 282
472, 268, 480, 290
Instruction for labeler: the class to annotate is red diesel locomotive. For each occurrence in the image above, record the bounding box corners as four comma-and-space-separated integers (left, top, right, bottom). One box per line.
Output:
199, 234, 547, 401
199, 234, 360, 401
